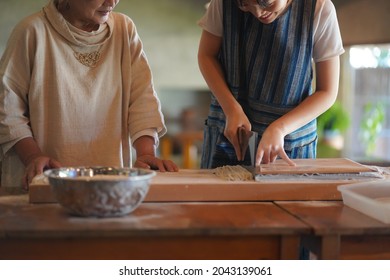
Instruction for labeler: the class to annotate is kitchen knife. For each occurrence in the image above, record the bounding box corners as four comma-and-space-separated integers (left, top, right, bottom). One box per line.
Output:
237, 126, 260, 178
237, 126, 252, 161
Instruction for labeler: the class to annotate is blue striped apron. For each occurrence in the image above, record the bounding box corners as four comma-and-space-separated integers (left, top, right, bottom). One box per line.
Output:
201, 0, 318, 169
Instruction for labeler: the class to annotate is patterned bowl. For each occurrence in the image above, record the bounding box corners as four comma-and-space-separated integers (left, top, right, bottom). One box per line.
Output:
44, 167, 155, 217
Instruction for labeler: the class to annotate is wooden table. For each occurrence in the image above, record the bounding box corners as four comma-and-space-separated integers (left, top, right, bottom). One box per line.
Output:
276, 201, 390, 260
0, 195, 309, 260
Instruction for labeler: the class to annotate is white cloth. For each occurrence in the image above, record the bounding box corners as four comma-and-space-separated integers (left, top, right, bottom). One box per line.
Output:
0, 1, 166, 187
198, 0, 345, 62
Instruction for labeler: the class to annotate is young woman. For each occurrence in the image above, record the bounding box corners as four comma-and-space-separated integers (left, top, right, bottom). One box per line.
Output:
198, 0, 344, 168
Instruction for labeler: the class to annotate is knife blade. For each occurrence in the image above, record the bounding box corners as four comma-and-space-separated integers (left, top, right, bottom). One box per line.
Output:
237, 126, 252, 161
237, 127, 260, 179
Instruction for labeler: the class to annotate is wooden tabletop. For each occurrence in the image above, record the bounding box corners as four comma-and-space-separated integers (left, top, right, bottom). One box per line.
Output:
0, 195, 309, 260
276, 201, 390, 235
276, 201, 390, 259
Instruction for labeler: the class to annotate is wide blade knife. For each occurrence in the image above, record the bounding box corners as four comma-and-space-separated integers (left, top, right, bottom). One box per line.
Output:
237, 126, 252, 161
237, 127, 260, 178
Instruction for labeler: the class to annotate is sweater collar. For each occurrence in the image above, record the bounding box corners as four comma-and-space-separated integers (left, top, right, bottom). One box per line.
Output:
43, 0, 114, 47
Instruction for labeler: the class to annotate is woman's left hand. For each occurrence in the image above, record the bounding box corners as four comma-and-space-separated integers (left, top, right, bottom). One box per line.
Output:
134, 155, 179, 172
255, 125, 295, 166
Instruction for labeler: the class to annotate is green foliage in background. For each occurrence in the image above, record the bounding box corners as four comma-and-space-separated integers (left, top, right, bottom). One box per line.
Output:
317, 101, 351, 138
360, 102, 385, 155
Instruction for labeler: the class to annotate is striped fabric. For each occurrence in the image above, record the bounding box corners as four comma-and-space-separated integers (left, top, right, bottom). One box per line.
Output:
201, 0, 318, 169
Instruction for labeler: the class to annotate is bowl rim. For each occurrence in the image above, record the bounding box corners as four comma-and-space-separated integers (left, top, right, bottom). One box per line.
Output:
43, 166, 156, 182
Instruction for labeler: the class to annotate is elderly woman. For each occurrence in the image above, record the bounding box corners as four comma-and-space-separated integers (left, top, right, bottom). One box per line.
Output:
0, 0, 178, 189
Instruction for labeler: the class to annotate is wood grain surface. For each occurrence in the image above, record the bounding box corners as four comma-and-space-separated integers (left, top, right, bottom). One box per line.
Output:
0, 195, 309, 260
276, 201, 390, 259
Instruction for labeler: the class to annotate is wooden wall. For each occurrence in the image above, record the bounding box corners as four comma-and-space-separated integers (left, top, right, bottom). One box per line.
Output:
334, 0, 390, 46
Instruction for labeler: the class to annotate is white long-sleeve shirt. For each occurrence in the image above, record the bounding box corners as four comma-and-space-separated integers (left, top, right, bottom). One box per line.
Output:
0, 1, 166, 187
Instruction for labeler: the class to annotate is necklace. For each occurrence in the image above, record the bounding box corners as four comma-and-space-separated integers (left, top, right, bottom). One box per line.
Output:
70, 45, 103, 68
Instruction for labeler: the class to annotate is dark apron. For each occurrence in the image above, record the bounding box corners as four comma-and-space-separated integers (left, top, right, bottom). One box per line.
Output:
201, 0, 318, 169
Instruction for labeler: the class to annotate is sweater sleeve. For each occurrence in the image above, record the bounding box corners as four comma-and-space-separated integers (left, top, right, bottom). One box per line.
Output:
125, 18, 167, 144
0, 16, 38, 160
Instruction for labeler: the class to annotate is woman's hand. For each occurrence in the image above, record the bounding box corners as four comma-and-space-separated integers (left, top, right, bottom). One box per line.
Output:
23, 156, 62, 189
224, 105, 251, 161
133, 135, 179, 172
255, 125, 295, 166
14, 137, 62, 189
134, 155, 178, 172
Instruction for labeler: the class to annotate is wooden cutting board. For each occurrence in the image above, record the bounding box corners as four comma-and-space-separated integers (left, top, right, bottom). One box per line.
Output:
29, 158, 378, 203
255, 158, 374, 174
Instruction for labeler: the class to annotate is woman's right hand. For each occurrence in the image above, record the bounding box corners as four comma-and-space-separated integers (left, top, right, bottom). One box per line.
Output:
13, 137, 61, 189
224, 106, 251, 161
23, 156, 62, 190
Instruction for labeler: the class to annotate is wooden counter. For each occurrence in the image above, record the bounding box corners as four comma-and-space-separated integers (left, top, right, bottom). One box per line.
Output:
0, 195, 309, 260
276, 201, 390, 260
3, 160, 389, 260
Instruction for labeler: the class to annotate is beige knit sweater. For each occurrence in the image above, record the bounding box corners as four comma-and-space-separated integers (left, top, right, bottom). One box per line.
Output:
0, 1, 166, 187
